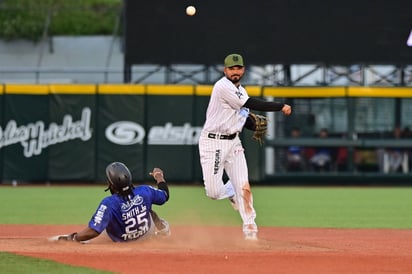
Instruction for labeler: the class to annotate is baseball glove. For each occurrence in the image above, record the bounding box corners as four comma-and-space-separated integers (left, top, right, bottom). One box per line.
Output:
248, 112, 268, 145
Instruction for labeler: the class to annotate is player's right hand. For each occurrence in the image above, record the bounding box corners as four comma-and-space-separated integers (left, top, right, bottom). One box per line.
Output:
282, 104, 292, 116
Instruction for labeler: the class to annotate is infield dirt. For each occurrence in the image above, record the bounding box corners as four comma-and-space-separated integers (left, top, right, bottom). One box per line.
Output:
1, 224, 412, 273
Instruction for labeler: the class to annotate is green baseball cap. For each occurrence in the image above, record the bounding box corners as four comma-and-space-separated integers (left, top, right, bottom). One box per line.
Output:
224, 54, 244, 67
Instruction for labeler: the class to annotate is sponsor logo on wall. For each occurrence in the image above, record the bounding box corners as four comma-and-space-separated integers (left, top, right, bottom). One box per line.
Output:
0, 107, 202, 158
105, 121, 202, 145
148, 123, 201, 145
0, 108, 92, 158
105, 121, 145, 145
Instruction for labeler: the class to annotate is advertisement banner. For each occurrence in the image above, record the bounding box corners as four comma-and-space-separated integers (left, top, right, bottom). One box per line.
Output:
96, 85, 145, 182
2, 94, 49, 181
2, 84, 412, 184
146, 91, 200, 181
47, 93, 96, 181
0, 84, 265, 183
0, 87, 3, 182
192, 94, 210, 182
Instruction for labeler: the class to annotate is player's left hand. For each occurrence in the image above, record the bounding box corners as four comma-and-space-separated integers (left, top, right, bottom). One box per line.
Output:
48, 232, 78, 242
59, 232, 78, 241
150, 168, 165, 182
248, 112, 268, 145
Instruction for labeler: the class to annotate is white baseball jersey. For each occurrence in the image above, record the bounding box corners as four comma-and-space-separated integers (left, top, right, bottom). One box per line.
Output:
202, 76, 250, 135
199, 76, 257, 237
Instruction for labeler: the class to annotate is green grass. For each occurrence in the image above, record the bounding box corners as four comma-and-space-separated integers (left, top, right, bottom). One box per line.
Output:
0, 186, 108, 224
2, 184, 412, 273
1, 184, 412, 229
0, 252, 113, 274
254, 186, 412, 228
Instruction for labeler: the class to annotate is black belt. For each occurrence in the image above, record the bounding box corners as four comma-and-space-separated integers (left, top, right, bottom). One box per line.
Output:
207, 133, 237, 140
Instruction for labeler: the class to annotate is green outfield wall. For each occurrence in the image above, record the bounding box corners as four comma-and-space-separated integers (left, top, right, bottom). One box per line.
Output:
0, 84, 411, 183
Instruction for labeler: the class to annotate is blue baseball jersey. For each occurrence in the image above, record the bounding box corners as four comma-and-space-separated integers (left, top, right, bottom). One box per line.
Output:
88, 185, 168, 242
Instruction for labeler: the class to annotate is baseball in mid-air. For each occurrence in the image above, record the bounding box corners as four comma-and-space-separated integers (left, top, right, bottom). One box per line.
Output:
186, 5, 196, 16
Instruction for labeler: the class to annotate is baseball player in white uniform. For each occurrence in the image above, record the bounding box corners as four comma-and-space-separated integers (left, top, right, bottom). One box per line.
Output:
198, 53, 292, 240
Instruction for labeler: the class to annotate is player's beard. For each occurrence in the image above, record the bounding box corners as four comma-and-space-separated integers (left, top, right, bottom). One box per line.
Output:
227, 74, 242, 85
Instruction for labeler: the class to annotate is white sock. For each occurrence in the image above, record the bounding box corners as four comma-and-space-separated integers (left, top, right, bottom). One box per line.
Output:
225, 180, 235, 197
